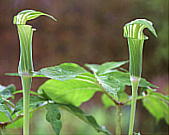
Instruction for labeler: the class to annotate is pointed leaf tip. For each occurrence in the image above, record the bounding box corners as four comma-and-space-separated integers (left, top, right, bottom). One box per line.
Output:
13, 9, 57, 25
123, 19, 157, 39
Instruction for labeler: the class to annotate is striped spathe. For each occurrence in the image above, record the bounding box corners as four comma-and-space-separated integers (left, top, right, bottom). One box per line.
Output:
13, 9, 57, 25
123, 19, 157, 40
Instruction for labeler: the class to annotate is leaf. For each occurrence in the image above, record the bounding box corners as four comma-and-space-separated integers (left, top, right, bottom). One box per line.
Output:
5, 96, 45, 128
96, 74, 121, 95
46, 104, 62, 135
6, 113, 33, 129
85, 62, 157, 96
0, 112, 9, 127
36, 63, 89, 81
103, 71, 157, 88
85, 64, 100, 73
142, 92, 169, 124
85, 61, 128, 74
86, 62, 126, 95
98, 61, 128, 74
38, 77, 101, 106
0, 104, 11, 121
6, 114, 23, 129
147, 91, 169, 104
102, 94, 116, 107
57, 103, 111, 135
13, 9, 56, 25
91, 70, 156, 97
13, 96, 46, 114
0, 84, 16, 99
102, 92, 129, 107
6, 63, 89, 81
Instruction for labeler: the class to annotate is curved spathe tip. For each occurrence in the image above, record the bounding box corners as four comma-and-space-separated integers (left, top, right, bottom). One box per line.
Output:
13, 9, 57, 25
123, 18, 157, 39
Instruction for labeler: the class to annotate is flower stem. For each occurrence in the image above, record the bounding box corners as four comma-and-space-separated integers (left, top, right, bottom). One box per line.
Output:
21, 76, 32, 135
128, 77, 140, 135
0, 129, 4, 135
116, 105, 122, 135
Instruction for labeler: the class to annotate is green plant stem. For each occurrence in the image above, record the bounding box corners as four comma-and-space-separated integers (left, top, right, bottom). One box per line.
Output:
116, 105, 122, 135
128, 77, 140, 135
0, 129, 4, 135
21, 76, 32, 135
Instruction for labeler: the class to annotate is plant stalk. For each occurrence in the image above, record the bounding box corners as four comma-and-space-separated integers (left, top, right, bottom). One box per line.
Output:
116, 105, 122, 135
0, 129, 3, 135
21, 76, 32, 135
128, 77, 140, 135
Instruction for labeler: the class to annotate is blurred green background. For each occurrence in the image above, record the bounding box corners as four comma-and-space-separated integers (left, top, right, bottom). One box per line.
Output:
0, 0, 168, 135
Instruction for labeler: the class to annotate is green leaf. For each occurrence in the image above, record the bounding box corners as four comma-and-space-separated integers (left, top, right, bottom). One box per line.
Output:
36, 63, 89, 81
46, 104, 62, 135
96, 73, 121, 95
85, 62, 156, 96
0, 112, 9, 126
102, 92, 129, 107
85, 64, 100, 73
102, 94, 116, 107
86, 62, 126, 95
38, 77, 101, 106
0, 104, 11, 121
6, 113, 33, 129
0, 84, 16, 99
147, 91, 169, 104
5, 96, 45, 128
91, 70, 156, 97
142, 92, 169, 124
13, 96, 46, 114
6, 63, 89, 81
57, 103, 111, 135
104, 71, 157, 88
85, 60, 128, 74
13, 9, 56, 25
98, 61, 128, 74
6, 114, 23, 129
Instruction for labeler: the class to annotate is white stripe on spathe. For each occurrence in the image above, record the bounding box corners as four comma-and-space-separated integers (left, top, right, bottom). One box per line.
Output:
13, 10, 57, 25
123, 19, 157, 40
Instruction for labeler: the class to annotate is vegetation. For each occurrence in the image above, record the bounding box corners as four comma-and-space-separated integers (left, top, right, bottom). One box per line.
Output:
0, 10, 168, 135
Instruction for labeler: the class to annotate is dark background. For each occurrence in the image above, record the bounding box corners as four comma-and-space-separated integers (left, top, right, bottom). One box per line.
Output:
0, 0, 168, 135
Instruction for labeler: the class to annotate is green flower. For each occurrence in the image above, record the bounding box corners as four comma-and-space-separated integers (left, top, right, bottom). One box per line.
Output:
123, 19, 157, 78
13, 10, 56, 75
